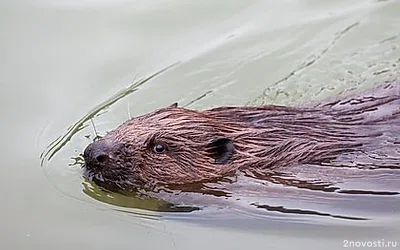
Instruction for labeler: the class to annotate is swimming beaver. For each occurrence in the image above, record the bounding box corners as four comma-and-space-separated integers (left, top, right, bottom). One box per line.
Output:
83, 81, 400, 192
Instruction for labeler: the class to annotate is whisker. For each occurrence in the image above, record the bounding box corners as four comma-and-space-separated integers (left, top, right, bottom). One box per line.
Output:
90, 118, 99, 141
127, 101, 132, 119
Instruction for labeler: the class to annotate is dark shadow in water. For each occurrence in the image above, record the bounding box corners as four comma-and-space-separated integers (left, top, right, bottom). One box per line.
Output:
165, 177, 235, 197
244, 169, 400, 196
244, 169, 340, 193
251, 204, 368, 221
338, 190, 399, 195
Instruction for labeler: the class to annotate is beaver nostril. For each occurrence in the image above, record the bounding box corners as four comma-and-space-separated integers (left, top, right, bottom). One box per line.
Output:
83, 140, 113, 167
95, 153, 108, 164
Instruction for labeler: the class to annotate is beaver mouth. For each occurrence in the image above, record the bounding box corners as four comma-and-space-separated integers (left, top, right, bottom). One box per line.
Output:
82, 164, 104, 182
82, 164, 145, 192
82, 164, 113, 190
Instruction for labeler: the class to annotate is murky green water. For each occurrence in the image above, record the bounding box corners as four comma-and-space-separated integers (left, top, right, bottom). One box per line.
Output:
1, 0, 399, 249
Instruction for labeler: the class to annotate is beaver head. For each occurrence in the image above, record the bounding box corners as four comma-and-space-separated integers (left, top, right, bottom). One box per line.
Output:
83, 103, 244, 191
83, 101, 376, 191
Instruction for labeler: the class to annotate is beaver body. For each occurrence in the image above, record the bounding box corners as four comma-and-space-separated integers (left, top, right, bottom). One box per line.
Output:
83, 81, 400, 195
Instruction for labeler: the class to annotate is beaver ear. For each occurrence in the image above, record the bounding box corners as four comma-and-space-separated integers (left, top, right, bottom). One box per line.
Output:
168, 102, 178, 108
207, 137, 235, 164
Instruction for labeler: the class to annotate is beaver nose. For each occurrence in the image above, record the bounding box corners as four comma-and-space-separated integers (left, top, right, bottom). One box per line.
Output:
83, 140, 111, 168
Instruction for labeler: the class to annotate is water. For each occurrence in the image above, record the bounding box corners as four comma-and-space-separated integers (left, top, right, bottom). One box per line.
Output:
1, 0, 399, 249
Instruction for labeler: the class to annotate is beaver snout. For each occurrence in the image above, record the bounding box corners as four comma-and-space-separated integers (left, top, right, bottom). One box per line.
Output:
83, 140, 112, 169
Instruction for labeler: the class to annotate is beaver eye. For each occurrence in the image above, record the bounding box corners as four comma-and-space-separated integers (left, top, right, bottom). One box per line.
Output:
152, 143, 166, 154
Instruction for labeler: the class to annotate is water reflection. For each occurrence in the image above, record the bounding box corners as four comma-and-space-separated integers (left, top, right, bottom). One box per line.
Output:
82, 179, 200, 213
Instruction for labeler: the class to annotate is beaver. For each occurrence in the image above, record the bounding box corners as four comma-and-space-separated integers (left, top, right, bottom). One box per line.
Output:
83, 81, 400, 194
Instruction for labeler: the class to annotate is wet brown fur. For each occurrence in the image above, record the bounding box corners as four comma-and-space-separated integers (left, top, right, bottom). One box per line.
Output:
83, 82, 400, 191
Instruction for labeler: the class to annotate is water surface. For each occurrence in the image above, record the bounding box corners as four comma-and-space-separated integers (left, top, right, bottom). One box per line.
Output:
1, 0, 400, 249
